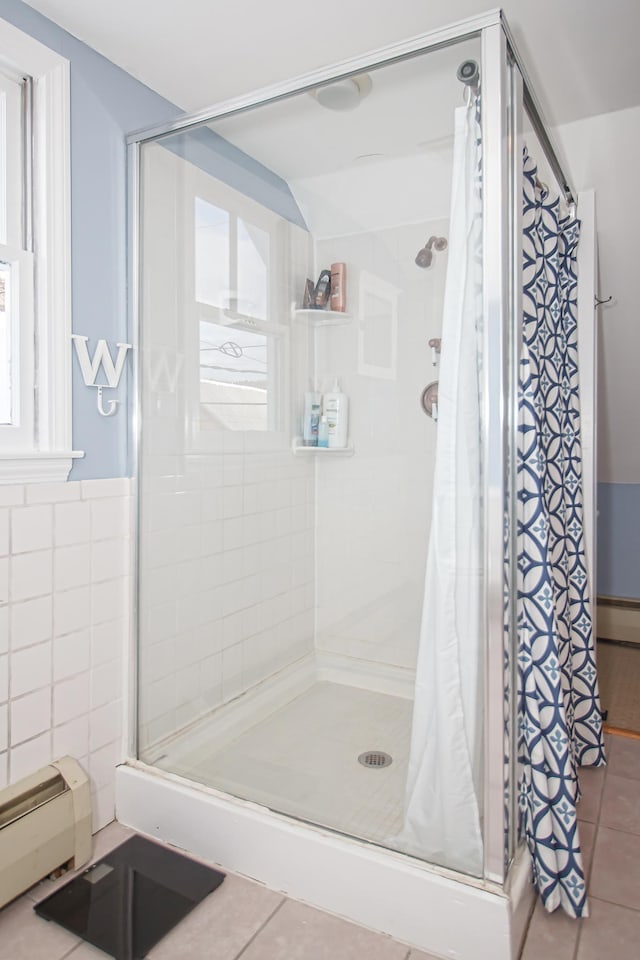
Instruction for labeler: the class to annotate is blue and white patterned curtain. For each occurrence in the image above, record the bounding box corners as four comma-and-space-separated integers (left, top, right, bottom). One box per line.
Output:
517, 149, 606, 918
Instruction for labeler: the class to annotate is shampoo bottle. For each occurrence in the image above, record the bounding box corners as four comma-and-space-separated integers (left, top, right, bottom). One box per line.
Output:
324, 379, 349, 449
302, 391, 322, 446
330, 262, 346, 312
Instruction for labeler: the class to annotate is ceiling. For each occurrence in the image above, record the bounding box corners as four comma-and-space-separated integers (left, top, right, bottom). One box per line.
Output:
209, 39, 479, 181
20, 0, 640, 128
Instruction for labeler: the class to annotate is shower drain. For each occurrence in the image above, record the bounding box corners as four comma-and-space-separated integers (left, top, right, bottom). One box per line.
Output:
358, 751, 393, 768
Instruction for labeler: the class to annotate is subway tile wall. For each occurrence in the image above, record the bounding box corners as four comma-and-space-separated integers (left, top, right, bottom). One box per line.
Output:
0, 478, 130, 832
137, 443, 315, 754
313, 225, 443, 674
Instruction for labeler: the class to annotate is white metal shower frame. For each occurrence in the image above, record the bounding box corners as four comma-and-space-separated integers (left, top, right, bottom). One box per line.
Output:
125, 7, 575, 888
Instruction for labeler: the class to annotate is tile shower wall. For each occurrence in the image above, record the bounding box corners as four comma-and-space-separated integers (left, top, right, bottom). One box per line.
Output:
313, 221, 447, 678
0, 478, 130, 831
137, 446, 315, 751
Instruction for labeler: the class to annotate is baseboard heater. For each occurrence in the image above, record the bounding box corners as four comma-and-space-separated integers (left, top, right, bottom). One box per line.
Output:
597, 596, 640, 646
0, 756, 92, 909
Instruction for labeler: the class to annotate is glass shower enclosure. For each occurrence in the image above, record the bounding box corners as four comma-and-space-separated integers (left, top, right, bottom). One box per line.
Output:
124, 10, 580, 957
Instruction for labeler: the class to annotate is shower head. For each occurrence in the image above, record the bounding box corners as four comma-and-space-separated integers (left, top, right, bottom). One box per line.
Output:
415, 236, 448, 268
457, 59, 480, 87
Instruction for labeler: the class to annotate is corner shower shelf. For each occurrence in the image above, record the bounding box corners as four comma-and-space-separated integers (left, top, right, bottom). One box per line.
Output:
294, 309, 352, 327
291, 438, 355, 457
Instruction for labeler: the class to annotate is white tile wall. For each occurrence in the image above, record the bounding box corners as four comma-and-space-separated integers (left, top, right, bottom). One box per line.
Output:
0, 478, 130, 833
138, 448, 315, 753
313, 224, 442, 673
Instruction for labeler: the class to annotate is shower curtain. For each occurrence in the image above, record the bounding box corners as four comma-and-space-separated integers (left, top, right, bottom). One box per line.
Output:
396, 98, 484, 875
517, 150, 606, 918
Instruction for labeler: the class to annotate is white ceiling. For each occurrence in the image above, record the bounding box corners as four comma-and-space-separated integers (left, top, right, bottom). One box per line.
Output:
20, 0, 640, 127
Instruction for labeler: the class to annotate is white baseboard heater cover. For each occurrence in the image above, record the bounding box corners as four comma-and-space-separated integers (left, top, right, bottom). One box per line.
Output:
0, 756, 91, 909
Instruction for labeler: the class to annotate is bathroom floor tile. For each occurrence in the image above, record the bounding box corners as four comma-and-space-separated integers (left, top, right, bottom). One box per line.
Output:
577, 820, 596, 880
589, 826, 640, 910
600, 773, 640, 835
576, 897, 640, 960
147, 873, 283, 960
63, 944, 108, 959
607, 734, 640, 781
238, 899, 410, 960
0, 896, 80, 960
520, 897, 581, 960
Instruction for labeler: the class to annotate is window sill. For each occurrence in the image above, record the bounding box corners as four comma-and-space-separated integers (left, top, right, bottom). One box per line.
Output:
0, 450, 85, 484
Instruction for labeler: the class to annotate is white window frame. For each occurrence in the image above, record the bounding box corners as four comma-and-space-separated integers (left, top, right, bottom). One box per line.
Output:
0, 18, 80, 483
190, 171, 289, 436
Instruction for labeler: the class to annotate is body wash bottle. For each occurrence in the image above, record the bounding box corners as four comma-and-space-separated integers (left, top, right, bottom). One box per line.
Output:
302, 391, 322, 446
324, 378, 349, 448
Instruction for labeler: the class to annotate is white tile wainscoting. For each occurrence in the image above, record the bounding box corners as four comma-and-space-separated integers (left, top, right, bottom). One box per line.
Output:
0, 477, 131, 831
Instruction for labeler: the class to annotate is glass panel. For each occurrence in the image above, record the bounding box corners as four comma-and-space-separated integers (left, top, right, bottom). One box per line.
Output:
237, 219, 269, 321
194, 198, 230, 309
0, 262, 12, 424
0, 70, 25, 247
199, 320, 268, 430
137, 33, 485, 877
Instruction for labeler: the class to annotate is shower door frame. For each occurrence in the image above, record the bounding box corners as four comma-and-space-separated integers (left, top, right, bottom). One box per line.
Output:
125, 7, 576, 896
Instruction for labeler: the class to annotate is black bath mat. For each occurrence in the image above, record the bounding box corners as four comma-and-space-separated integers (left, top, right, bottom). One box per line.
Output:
35, 834, 225, 959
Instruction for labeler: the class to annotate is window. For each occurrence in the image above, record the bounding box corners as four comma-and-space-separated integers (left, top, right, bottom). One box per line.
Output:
0, 18, 74, 483
194, 191, 285, 433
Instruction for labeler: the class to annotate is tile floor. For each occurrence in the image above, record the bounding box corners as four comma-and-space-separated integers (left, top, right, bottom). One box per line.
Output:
0, 734, 638, 960
596, 639, 640, 730
521, 733, 640, 960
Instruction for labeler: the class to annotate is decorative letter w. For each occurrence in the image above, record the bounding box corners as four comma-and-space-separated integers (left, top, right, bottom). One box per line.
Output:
71, 335, 132, 388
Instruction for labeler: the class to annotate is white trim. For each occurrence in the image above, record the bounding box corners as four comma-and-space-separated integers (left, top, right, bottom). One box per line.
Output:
116, 763, 513, 960
0, 17, 72, 483
505, 844, 535, 958
577, 190, 597, 602
0, 244, 34, 445
34, 60, 72, 453
0, 449, 84, 482
315, 651, 415, 699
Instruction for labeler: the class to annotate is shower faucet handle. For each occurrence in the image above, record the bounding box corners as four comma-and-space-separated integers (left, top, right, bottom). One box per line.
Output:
428, 338, 442, 366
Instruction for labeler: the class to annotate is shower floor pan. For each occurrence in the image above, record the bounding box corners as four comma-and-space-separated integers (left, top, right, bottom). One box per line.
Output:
149, 681, 412, 848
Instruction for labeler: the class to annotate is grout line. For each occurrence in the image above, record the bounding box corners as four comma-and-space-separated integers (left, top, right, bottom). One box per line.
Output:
584, 894, 640, 913
59, 943, 82, 960
232, 898, 287, 960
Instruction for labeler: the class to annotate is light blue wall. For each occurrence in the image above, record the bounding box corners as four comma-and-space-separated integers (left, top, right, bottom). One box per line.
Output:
1, 0, 304, 479
597, 483, 640, 599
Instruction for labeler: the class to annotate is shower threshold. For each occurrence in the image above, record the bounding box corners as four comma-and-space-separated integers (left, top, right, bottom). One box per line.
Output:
116, 759, 525, 960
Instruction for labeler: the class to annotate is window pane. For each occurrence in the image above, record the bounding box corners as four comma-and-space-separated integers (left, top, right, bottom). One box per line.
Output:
194, 197, 230, 309
200, 320, 268, 431
0, 70, 25, 247
237, 219, 269, 321
0, 263, 11, 424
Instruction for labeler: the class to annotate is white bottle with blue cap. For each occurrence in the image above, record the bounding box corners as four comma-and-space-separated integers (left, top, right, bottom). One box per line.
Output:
324, 378, 349, 449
